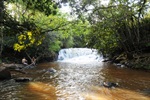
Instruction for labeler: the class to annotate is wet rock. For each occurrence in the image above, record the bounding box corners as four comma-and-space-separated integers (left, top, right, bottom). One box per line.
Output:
14, 77, 31, 82
124, 62, 132, 67
0, 67, 11, 80
141, 89, 150, 95
0, 65, 27, 80
103, 82, 119, 88
46, 68, 57, 74
59, 56, 64, 60
1, 63, 25, 69
23, 65, 35, 69
11, 69, 27, 74
115, 63, 125, 68
102, 59, 111, 62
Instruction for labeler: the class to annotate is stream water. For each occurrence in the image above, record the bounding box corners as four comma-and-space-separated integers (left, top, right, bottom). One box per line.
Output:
0, 48, 150, 100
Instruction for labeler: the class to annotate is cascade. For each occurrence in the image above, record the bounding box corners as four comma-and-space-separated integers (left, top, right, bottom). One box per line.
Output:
57, 48, 103, 63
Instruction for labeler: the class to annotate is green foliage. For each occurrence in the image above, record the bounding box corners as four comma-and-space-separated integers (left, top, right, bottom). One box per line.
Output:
8, 0, 58, 16
1, 1, 91, 61
0, 0, 90, 61
49, 40, 62, 52
1, 0, 150, 67
86, 24, 118, 55
84, 0, 150, 55
60, 19, 90, 48
4, 1, 63, 53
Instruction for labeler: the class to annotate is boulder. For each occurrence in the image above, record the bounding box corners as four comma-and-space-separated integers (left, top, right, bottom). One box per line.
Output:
0, 67, 11, 80
0, 64, 27, 80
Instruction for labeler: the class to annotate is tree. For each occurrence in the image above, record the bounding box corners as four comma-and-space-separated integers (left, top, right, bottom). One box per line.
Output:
0, 0, 62, 61
0, 0, 91, 62
60, 0, 150, 57
0, 0, 4, 57
84, 0, 150, 55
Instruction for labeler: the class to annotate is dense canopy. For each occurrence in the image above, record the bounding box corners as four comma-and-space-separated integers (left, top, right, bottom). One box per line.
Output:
0, 0, 150, 68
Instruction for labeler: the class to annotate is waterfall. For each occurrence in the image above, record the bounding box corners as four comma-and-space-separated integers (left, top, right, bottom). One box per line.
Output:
57, 48, 103, 63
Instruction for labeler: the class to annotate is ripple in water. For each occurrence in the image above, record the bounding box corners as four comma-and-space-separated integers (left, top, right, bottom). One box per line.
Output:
0, 48, 149, 100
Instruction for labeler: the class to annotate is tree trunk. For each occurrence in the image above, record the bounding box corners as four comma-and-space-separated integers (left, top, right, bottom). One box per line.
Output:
0, 0, 4, 57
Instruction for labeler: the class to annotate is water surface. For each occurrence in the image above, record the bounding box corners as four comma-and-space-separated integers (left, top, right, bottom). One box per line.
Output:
0, 48, 150, 100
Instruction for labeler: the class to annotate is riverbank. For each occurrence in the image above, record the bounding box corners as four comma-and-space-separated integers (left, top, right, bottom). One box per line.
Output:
1, 47, 150, 70
104, 52, 150, 70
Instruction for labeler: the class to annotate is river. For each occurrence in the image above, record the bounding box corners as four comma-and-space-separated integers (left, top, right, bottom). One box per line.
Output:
0, 48, 150, 100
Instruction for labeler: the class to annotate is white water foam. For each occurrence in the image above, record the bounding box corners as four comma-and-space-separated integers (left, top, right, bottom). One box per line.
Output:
57, 48, 103, 64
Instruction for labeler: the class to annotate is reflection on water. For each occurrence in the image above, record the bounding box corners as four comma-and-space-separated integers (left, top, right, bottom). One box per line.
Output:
84, 87, 149, 100
27, 82, 56, 100
0, 61, 150, 100
55, 62, 104, 100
